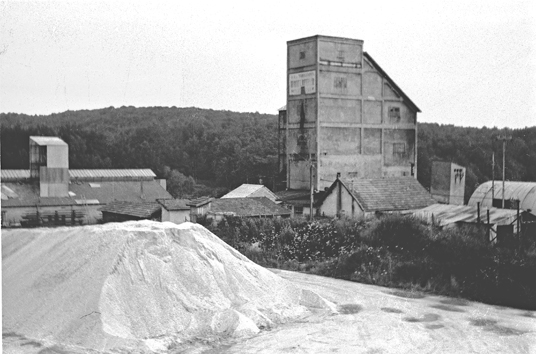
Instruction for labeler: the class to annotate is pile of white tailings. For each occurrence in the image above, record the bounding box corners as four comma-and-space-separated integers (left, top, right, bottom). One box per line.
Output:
2, 221, 334, 352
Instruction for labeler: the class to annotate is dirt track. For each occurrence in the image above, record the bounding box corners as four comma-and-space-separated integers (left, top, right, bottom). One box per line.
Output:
219, 269, 536, 354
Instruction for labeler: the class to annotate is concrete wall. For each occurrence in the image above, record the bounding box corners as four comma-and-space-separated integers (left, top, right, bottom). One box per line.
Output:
319, 181, 364, 219
449, 163, 466, 205
47, 145, 69, 168
431, 162, 466, 205
162, 209, 190, 224
284, 35, 418, 191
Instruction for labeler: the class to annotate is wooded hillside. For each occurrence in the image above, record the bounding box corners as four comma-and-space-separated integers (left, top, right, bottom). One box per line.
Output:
2, 107, 535, 201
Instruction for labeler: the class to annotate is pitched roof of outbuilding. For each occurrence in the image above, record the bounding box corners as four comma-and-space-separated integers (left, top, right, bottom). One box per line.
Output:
347, 178, 434, 212
99, 201, 161, 218
210, 197, 291, 217
221, 184, 277, 201
157, 198, 191, 211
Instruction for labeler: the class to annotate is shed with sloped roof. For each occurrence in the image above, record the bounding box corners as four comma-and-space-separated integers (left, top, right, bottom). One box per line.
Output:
316, 177, 434, 219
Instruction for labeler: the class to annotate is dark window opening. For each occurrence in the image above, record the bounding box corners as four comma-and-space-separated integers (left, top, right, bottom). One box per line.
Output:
337, 50, 345, 61
299, 51, 306, 60
294, 206, 303, 215
334, 77, 347, 90
389, 107, 401, 122
492, 198, 520, 209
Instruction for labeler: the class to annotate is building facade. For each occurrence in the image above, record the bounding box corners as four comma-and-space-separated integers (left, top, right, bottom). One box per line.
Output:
1, 137, 172, 227
280, 35, 421, 191
430, 161, 466, 205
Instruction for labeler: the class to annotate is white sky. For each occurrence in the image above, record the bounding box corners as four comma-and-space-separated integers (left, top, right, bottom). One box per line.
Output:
1, 1, 535, 128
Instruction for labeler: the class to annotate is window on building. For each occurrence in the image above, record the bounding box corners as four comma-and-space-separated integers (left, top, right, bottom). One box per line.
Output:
294, 206, 303, 215
334, 77, 347, 90
299, 51, 306, 60
454, 168, 464, 183
393, 143, 406, 155
388, 107, 401, 122
492, 198, 519, 209
337, 50, 345, 61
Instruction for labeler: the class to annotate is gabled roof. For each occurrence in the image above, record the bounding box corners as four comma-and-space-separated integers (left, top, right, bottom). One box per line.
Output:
157, 198, 191, 211
348, 178, 434, 212
210, 197, 291, 217
100, 201, 161, 218
221, 184, 277, 201
318, 178, 433, 213
363, 52, 421, 113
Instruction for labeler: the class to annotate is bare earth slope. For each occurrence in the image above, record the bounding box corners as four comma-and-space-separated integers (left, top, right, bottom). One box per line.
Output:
2, 221, 333, 353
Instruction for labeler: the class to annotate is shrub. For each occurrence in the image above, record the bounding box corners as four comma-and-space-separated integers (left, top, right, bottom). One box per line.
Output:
362, 214, 430, 252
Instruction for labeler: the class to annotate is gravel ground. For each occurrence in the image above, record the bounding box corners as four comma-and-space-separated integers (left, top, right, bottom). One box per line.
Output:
216, 269, 536, 354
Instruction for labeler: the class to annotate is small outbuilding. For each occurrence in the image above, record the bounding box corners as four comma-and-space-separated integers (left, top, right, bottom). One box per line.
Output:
188, 197, 291, 222
157, 199, 191, 224
316, 177, 435, 219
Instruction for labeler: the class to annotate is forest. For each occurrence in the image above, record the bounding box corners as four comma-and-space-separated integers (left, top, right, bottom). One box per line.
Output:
2, 106, 535, 201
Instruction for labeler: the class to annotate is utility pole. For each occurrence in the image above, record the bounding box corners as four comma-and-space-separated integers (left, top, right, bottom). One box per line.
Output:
491, 152, 495, 201
496, 135, 512, 208
310, 162, 314, 221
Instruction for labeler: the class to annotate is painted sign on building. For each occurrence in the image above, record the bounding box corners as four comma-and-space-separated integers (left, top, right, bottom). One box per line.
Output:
289, 71, 316, 95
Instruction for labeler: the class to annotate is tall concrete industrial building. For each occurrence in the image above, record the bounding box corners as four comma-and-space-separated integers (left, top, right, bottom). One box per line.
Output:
279, 35, 421, 190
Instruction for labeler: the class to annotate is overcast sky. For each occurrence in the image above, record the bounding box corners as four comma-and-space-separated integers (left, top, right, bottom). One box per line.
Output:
1, 1, 535, 128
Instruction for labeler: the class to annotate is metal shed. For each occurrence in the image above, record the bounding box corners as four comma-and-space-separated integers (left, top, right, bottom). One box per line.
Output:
468, 181, 536, 216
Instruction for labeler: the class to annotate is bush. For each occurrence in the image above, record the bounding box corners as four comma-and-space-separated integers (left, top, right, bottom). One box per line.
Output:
204, 214, 536, 310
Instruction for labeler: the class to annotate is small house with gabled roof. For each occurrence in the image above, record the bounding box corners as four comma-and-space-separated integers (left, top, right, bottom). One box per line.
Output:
315, 176, 434, 219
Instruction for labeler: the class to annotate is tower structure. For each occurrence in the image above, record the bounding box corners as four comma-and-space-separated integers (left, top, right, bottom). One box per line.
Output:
29, 136, 69, 197
282, 35, 421, 190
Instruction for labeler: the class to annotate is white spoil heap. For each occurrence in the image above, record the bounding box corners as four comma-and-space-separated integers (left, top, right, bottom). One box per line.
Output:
2, 221, 334, 353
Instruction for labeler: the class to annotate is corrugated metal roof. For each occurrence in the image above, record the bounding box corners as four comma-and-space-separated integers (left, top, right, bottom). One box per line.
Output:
414, 203, 525, 227
70, 169, 156, 181
348, 178, 434, 212
30, 136, 67, 146
221, 184, 277, 201
1, 169, 157, 182
100, 201, 161, 218
468, 181, 536, 216
1, 170, 31, 181
1, 180, 171, 207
